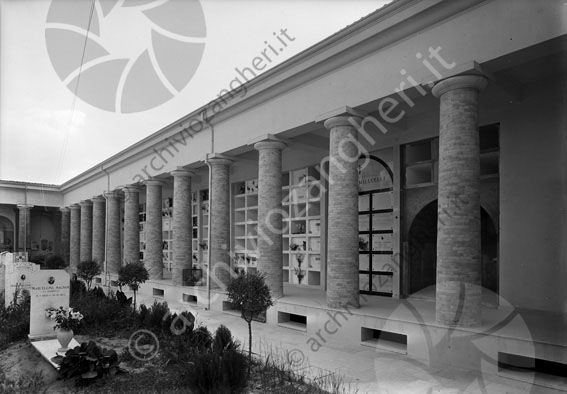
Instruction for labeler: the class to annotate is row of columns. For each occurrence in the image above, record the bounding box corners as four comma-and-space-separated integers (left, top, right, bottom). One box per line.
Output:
58, 148, 286, 290
56, 73, 486, 328
60, 174, 196, 284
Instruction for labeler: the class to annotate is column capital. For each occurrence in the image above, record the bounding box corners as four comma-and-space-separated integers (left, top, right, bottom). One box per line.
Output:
121, 185, 144, 194
69, 203, 81, 210
432, 74, 488, 98
79, 199, 93, 207
170, 168, 195, 178
59, 207, 70, 213
144, 178, 166, 187
323, 115, 363, 131
16, 204, 34, 210
254, 138, 287, 151
91, 196, 106, 203
249, 134, 288, 150
206, 153, 234, 167
103, 191, 120, 200
316, 106, 364, 130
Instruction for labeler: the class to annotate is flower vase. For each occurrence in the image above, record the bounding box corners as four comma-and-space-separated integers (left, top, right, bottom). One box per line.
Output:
57, 328, 74, 353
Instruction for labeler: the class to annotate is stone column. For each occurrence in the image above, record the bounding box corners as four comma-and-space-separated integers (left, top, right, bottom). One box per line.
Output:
92, 196, 106, 265
60, 207, 70, 266
254, 139, 287, 298
17, 204, 33, 253
122, 186, 142, 265
145, 179, 164, 280
432, 75, 488, 327
79, 200, 93, 263
69, 204, 81, 271
207, 156, 233, 290
105, 191, 121, 275
171, 170, 194, 286
52, 209, 62, 256
324, 115, 362, 309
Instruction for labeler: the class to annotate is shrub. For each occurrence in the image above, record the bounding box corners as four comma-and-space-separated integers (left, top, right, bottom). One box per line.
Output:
138, 304, 149, 326
77, 260, 102, 291
188, 325, 213, 353
142, 300, 170, 335
0, 295, 30, 348
185, 349, 248, 394
165, 311, 194, 336
131, 314, 248, 394
226, 271, 273, 374
115, 290, 132, 307
88, 286, 107, 299
70, 290, 138, 336
158, 311, 197, 368
213, 325, 237, 355
70, 276, 87, 298
160, 320, 212, 370
117, 262, 148, 310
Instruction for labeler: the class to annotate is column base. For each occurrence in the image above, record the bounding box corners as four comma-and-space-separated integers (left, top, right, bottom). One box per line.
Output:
436, 281, 482, 327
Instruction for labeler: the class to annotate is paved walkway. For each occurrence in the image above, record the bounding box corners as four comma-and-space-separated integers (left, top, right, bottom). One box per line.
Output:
137, 294, 565, 394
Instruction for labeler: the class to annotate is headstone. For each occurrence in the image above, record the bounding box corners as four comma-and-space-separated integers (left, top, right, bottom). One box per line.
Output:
29, 270, 70, 340
1, 252, 30, 300
3, 259, 39, 307
0, 251, 13, 265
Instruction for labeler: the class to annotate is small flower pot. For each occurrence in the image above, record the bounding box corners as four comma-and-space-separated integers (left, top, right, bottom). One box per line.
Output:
57, 328, 74, 353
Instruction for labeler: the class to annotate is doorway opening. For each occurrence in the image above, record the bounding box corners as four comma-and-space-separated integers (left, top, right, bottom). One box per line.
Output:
408, 200, 498, 301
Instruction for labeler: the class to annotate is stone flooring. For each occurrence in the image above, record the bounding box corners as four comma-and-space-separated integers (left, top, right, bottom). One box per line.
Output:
136, 292, 566, 394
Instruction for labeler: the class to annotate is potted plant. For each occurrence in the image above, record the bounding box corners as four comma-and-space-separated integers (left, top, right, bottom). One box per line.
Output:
47, 306, 83, 352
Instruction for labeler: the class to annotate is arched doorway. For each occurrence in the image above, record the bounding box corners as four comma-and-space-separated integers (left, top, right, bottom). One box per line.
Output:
408, 201, 498, 298
408, 201, 437, 295
0, 215, 15, 252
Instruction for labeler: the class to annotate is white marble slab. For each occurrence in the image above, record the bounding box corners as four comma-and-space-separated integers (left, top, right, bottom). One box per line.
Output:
31, 338, 81, 370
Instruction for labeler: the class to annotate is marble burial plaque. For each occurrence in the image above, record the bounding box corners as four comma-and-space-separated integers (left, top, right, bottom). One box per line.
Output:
4, 261, 39, 307
29, 270, 70, 340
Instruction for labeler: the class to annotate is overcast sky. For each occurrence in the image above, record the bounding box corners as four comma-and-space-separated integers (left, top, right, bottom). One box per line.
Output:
0, 0, 391, 185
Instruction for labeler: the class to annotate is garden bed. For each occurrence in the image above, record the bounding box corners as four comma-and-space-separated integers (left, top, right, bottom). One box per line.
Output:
1, 276, 351, 394
1, 336, 345, 394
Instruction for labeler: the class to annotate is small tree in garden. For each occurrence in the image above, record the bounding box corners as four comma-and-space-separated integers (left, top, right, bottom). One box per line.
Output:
77, 260, 102, 291
226, 271, 273, 374
117, 262, 149, 310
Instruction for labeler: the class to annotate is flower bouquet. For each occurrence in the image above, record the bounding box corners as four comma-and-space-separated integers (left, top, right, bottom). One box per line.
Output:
45, 307, 58, 319
46, 306, 84, 331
